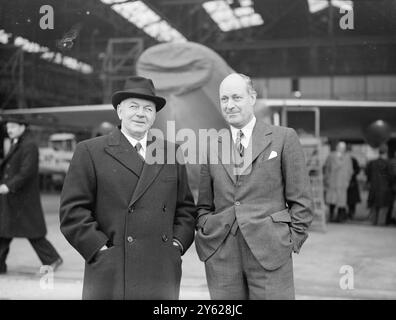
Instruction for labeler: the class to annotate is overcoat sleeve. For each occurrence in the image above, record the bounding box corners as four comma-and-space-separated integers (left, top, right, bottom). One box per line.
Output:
195, 161, 214, 229
59, 142, 109, 262
173, 147, 198, 254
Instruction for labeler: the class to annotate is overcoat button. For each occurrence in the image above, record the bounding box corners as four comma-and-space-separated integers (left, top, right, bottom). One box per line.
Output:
162, 234, 168, 242
127, 236, 134, 243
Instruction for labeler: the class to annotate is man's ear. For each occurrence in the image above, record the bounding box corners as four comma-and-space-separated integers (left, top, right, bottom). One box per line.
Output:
116, 104, 122, 120
250, 92, 257, 105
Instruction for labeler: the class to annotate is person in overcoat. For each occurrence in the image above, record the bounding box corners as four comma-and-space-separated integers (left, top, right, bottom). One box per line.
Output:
195, 73, 313, 299
365, 144, 393, 226
323, 141, 353, 222
0, 116, 62, 274
59, 76, 197, 300
347, 155, 361, 220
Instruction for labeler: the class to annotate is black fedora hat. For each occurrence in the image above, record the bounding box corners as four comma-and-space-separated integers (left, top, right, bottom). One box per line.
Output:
1, 114, 29, 126
111, 76, 166, 111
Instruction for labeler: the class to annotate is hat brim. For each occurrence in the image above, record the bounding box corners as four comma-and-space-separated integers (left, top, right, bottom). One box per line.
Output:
1, 116, 29, 126
112, 91, 166, 112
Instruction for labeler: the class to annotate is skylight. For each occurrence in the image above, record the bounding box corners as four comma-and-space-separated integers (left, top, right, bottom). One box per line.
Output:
202, 0, 264, 32
100, 0, 186, 43
307, 0, 353, 13
0, 29, 93, 74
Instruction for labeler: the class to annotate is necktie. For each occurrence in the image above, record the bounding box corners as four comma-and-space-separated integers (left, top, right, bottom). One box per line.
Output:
135, 142, 144, 160
235, 130, 245, 157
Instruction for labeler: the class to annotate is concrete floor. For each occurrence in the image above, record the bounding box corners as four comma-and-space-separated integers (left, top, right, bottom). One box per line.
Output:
0, 194, 395, 300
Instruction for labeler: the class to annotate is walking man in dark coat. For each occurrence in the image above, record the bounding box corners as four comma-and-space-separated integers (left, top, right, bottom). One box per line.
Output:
0, 116, 63, 274
60, 76, 197, 300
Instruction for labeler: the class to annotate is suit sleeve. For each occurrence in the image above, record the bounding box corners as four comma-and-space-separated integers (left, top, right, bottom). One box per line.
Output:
6, 142, 38, 193
59, 142, 109, 262
173, 147, 197, 255
282, 128, 314, 253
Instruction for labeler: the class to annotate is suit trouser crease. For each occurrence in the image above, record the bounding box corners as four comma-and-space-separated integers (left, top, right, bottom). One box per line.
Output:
204, 227, 295, 300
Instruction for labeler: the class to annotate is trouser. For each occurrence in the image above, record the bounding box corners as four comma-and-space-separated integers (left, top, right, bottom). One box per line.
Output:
329, 204, 347, 222
204, 226, 295, 300
370, 207, 388, 226
0, 237, 61, 272
348, 203, 356, 219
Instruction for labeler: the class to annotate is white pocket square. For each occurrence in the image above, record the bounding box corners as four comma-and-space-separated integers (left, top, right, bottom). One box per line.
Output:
268, 151, 278, 160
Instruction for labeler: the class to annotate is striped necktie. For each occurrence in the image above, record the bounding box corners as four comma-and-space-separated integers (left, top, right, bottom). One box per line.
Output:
135, 142, 144, 161
235, 130, 245, 157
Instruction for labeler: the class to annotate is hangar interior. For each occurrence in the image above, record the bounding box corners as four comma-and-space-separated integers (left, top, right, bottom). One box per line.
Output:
1, 0, 396, 301
1, 0, 396, 215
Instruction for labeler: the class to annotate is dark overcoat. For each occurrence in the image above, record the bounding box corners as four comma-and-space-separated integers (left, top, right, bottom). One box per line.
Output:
0, 132, 47, 238
59, 128, 196, 300
366, 158, 393, 208
347, 157, 361, 206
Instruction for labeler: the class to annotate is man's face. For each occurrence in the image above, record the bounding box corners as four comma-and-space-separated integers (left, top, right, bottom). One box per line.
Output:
219, 75, 256, 129
6, 122, 26, 140
336, 142, 346, 153
117, 97, 156, 139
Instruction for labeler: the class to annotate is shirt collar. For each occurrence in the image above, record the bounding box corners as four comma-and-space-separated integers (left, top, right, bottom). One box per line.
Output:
230, 116, 256, 146
120, 129, 148, 152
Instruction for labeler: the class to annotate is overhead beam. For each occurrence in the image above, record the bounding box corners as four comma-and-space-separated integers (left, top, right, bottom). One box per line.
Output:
159, 0, 206, 5
209, 36, 396, 51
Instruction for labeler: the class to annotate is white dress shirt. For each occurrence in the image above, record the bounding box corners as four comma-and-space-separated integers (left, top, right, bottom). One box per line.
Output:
230, 116, 256, 148
120, 129, 147, 160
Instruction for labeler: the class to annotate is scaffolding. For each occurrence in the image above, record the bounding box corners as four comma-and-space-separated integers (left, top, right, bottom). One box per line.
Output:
101, 38, 144, 104
0, 47, 26, 109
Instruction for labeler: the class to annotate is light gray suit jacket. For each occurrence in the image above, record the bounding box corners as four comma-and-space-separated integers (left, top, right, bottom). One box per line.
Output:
195, 121, 313, 270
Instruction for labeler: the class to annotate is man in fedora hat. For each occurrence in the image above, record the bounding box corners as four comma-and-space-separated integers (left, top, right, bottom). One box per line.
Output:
60, 76, 196, 299
0, 115, 63, 274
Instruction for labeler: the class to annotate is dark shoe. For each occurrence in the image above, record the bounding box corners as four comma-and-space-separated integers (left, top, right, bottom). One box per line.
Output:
0, 265, 7, 274
49, 258, 63, 272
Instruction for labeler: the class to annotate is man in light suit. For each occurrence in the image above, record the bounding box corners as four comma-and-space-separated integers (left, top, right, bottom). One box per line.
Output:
195, 73, 313, 299
60, 76, 196, 299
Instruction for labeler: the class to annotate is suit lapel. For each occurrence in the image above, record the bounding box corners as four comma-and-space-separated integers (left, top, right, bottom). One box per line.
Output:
217, 121, 272, 181
104, 129, 144, 178
217, 131, 237, 184
129, 133, 165, 206
241, 121, 272, 174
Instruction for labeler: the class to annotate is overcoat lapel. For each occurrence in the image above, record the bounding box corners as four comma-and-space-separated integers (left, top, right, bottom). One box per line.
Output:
104, 129, 144, 178
129, 133, 165, 207
1, 134, 26, 166
2, 143, 18, 165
